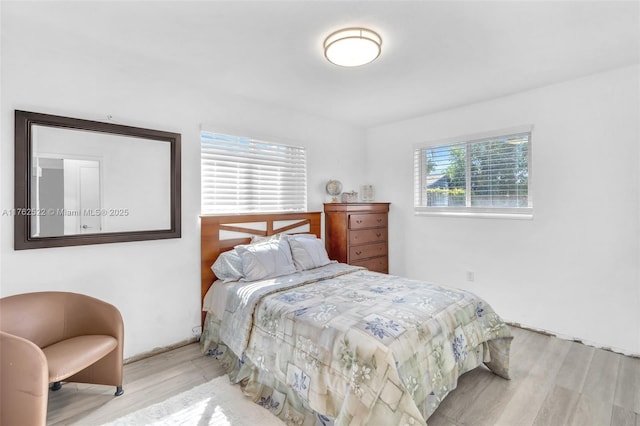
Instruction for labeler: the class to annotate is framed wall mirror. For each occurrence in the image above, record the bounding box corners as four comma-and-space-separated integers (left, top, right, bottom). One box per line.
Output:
15, 110, 181, 249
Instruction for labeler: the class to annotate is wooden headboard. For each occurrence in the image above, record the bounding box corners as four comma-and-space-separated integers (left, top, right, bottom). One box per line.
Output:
200, 212, 322, 324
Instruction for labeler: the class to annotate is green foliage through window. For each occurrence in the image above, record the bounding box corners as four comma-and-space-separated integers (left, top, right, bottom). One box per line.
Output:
415, 131, 531, 212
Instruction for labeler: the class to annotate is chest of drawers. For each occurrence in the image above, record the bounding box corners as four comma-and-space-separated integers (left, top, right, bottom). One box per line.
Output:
323, 202, 390, 273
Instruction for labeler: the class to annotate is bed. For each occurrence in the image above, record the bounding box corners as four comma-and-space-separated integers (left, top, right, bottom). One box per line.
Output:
200, 212, 512, 426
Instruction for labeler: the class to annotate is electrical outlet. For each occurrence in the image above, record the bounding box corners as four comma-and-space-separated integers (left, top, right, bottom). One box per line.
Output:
466, 271, 475, 282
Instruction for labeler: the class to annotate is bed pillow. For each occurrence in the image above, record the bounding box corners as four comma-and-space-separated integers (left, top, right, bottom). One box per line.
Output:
250, 233, 282, 244
251, 232, 317, 244
287, 234, 332, 271
236, 238, 296, 282
211, 249, 244, 283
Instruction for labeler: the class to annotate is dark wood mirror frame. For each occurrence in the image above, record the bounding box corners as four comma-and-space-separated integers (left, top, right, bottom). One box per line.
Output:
14, 110, 181, 249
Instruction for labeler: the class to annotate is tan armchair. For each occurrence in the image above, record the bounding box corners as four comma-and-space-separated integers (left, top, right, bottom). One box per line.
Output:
0, 291, 124, 426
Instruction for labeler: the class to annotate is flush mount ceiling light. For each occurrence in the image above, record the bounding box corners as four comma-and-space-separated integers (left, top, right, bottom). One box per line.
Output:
323, 27, 382, 67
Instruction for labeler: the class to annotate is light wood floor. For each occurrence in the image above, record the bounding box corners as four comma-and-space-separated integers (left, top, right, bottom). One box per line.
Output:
47, 326, 640, 426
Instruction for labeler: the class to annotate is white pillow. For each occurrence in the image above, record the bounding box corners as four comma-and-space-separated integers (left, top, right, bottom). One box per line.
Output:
236, 238, 296, 282
211, 250, 244, 283
287, 235, 331, 271
250, 233, 282, 244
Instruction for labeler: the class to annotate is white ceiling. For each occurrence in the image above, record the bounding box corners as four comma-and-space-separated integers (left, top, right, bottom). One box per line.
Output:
4, 1, 639, 128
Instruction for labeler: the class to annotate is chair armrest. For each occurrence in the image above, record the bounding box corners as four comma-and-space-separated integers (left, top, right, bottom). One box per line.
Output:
0, 331, 48, 426
61, 294, 124, 388
65, 294, 124, 344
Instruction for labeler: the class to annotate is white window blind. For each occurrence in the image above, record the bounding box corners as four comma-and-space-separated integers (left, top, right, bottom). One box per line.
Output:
414, 129, 532, 218
201, 131, 307, 214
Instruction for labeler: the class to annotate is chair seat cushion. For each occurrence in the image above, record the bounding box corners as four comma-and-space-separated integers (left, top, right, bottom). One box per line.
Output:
42, 335, 118, 382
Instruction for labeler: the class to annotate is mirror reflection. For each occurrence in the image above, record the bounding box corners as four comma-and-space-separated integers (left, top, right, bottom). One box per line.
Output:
30, 125, 171, 237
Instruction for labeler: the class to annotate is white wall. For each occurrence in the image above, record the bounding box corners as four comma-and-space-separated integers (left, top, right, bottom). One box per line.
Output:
0, 21, 365, 358
365, 65, 640, 355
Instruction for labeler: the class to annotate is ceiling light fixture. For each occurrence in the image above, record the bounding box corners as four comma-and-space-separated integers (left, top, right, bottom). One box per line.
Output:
323, 27, 382, 67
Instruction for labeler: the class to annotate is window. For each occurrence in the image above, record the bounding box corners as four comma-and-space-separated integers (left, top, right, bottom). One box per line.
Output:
201, 131, 307, 214
414, 128, 532, 218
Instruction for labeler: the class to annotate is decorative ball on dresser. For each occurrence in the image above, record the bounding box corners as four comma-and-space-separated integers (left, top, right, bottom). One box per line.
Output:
325, 179, 343, 202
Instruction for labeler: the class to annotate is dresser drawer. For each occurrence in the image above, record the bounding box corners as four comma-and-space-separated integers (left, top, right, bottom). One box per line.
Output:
349, 242, 387, 261
349, 228, 387, 245
349, 213, 387, 230
352, 256, 388, 273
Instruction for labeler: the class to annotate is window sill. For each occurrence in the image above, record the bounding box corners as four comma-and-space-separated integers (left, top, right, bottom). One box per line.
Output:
414, 207, 533, 220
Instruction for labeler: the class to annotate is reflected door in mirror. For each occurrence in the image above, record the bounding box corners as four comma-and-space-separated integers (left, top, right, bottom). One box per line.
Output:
31, 157, 102, 236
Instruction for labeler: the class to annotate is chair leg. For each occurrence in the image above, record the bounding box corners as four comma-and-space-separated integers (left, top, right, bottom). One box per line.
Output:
115, 386, 124, 396
51, 381, 62, 391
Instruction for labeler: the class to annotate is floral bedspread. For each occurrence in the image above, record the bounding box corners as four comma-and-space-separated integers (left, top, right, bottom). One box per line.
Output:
201, 264, 512, 426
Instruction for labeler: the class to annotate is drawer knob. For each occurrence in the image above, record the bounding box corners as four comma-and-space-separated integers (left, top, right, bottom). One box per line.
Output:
376, 232, 382, 238
377, 218, 383, 223
356, 250, 362, 255
356, 219, 362, 224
